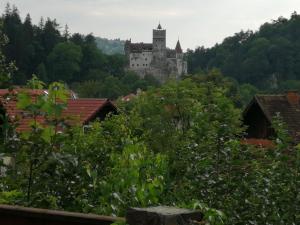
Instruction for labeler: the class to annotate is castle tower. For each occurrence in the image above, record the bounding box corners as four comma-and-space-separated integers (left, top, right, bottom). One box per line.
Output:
152, 23, 166, 60
175, 40, 187, 76
175, 40, 183, 58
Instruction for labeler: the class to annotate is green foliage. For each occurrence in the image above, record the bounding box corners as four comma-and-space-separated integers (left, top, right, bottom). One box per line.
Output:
47, 42, 82, 82
95, 37, 125, 55
1, 5, 158, 99
0, 191, 24, 204
193, 201, 226, 225
96, 143, 167, 216
1, 77, 300, 224
0, 20, 15, 88
239, 83, 259, 106
72, 72, 159, 99
26, 74, 45, 89
188, 12, 300, 91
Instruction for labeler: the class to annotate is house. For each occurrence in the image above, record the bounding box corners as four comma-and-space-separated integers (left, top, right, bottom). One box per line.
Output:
0, 89, 117, 132
243, 91, 300, 144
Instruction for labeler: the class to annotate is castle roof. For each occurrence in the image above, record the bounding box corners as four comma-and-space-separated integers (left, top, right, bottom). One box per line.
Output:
175, 40, 183, 53
167, 49, 176, 58
157, 23, 162, 30
127, 43, 153, 53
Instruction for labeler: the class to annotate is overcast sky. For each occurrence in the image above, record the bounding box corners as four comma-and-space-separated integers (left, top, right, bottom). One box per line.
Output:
1, 0, 300, 50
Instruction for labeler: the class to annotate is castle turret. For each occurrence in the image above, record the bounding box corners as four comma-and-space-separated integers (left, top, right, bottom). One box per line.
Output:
124, 39, 131, 56
175, 39, 187, 77
175, 40, 183, 54
153, 23, 166, 53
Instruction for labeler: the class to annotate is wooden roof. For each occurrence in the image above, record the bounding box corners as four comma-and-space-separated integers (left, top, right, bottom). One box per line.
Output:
243, 92, 300, 141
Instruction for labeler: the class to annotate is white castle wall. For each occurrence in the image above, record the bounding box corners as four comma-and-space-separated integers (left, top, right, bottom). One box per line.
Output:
129, 51, 152, 69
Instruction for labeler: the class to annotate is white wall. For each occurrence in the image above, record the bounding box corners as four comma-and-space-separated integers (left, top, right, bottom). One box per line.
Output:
129, 51, 153, 69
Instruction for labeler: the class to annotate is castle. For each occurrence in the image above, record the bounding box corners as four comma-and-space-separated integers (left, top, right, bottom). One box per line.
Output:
124, 23, 188, 83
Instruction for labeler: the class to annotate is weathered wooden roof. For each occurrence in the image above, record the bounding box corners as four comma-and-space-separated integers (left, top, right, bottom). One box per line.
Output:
244, 92, 300, 141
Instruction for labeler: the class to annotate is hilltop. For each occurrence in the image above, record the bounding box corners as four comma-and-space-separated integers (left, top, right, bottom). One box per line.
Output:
188, 12, 300, 92
95, 37, 125, 55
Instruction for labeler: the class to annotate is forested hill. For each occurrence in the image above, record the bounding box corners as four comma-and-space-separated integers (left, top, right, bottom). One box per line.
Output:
0, 4, 158, 99
95, 37, 124, 55
187, 12, 300, 91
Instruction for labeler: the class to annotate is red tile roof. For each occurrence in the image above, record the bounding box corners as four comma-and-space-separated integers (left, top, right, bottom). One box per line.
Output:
241, 138, 275, 148
0, 89, 116, 131
63, 99, 114, 124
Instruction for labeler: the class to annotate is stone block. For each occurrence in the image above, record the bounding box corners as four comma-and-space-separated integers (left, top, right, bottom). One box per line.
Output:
126, 206, 203, 225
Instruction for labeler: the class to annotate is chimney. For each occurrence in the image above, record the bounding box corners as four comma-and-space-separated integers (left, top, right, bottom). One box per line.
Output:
286, 90, 300, 106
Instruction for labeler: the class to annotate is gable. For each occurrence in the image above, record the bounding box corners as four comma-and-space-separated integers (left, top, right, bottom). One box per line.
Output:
243, 94, 300, 141
0, 89, 117, 132
244, 100, 274, 139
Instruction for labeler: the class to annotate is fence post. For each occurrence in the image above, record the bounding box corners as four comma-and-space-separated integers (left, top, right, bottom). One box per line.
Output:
126, 206, 203, 225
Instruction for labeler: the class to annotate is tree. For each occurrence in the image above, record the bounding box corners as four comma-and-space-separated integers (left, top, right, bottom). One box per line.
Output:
47, 42, 82, 82
42, 18, 61, 55
0, 20, 15, 88
187, 12, 300, 91
239, 83, 259, 106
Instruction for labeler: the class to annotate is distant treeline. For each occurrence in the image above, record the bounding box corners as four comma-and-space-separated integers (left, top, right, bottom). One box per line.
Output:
187, 12, 300, 91
95, 37, 124, 55
0, 4, 158, 99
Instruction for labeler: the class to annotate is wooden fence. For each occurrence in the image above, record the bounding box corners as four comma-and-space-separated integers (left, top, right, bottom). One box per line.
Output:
0, 204, 124, 225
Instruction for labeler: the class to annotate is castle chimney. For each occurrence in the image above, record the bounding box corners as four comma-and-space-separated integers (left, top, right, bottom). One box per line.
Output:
286, 90, 300, 106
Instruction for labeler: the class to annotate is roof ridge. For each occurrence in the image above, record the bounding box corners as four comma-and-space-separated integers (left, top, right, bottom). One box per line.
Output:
69, 98, 108, 101
256, 94, 285, 96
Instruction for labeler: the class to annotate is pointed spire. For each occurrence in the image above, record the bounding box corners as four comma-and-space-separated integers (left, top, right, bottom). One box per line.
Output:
157, 22, 162, 30
175, 40, 183, 53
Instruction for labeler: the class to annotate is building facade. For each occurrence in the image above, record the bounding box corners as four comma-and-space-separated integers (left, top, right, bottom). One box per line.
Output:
124, 23, 188, 83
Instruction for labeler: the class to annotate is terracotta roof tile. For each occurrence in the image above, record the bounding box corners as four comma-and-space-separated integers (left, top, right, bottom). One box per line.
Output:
241, 138, 275, 148
0, 89, 116, 132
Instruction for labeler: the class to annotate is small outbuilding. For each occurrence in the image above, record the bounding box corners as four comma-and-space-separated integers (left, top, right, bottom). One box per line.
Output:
243, 91, 300, 143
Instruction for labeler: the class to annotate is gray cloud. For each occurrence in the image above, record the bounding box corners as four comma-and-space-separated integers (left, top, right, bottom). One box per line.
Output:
1, 0, 300, 49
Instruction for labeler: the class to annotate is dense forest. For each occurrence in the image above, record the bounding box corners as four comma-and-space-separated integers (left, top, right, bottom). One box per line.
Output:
95, 37, 124, 55
0, 4, 158, 99
188, 12, 300, 91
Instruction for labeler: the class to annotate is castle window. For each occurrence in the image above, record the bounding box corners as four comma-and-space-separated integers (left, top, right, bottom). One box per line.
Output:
145, 58, 147, 61
137, 64, 139, 67
132, 64, 134, 66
